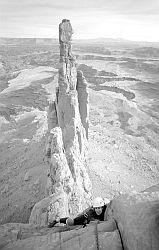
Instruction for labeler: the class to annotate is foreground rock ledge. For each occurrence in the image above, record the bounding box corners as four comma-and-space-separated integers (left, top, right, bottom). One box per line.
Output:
1, 192, 159, 249
0, 220, 122, 250
106, 191, 159, 250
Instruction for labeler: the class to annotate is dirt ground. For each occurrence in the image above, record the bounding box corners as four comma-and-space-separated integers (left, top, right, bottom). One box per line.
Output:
88, 87, 159, 200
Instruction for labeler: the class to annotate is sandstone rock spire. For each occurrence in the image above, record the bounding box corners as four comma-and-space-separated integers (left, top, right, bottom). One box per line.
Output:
48, 18, 92, 217
30, 20, 92, 225
59, 19, 73, 61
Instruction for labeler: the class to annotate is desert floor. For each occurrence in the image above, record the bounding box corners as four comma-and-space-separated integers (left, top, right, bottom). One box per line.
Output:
0, 46, 159, 224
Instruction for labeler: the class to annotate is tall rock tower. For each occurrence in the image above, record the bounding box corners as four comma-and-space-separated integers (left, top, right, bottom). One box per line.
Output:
46, 19, 92, 222
30, 20, 92, 226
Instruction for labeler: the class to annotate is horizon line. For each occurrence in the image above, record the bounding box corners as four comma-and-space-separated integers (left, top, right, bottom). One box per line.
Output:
1, 36, 159, 44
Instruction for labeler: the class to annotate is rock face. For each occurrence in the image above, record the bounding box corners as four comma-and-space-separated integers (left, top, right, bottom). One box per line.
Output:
1, 191, 159, 250
47, 101, 58, 131
0, 220, 122, 250
59, 19, 73, 60
48, 19, 92, 219
77, 70, 89, 139
30, 19, 92, 226
106, 192, 159, 250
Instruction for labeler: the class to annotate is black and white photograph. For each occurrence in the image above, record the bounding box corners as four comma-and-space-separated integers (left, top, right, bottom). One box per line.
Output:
0, 0, 159, 249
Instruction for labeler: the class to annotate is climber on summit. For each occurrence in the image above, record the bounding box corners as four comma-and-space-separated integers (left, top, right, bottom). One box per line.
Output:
48, 197, 110, 228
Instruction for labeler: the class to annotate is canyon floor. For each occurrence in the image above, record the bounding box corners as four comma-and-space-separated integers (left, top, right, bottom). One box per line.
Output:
0, 42, 159, 225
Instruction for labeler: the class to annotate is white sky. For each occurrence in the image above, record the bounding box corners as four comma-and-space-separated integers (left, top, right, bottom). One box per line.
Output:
0, 0, 159, 42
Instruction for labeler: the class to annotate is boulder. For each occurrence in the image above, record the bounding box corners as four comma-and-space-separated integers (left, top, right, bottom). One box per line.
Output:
29, 191, 70, 227
106, 192, 159, 250
29, 195, 52, 226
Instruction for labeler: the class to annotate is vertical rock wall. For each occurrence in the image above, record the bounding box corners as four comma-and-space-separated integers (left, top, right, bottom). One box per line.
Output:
106, 192, 159, 250
46, 19, 92, 220
30, 19, 92, 225
77, 70, 89, 139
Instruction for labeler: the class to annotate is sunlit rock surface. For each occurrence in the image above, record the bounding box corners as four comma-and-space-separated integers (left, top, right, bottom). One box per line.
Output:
1, 20, 159, 250
48, 19, 92, 219
30, 19, 92, 226
0, 220, 122, 250
106, 192, 159, 250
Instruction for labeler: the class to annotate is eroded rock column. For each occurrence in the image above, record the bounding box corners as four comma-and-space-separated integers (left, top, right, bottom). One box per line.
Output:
56, 19, 92, 215
46, 19, 92, 222
30, 19, 92, 226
